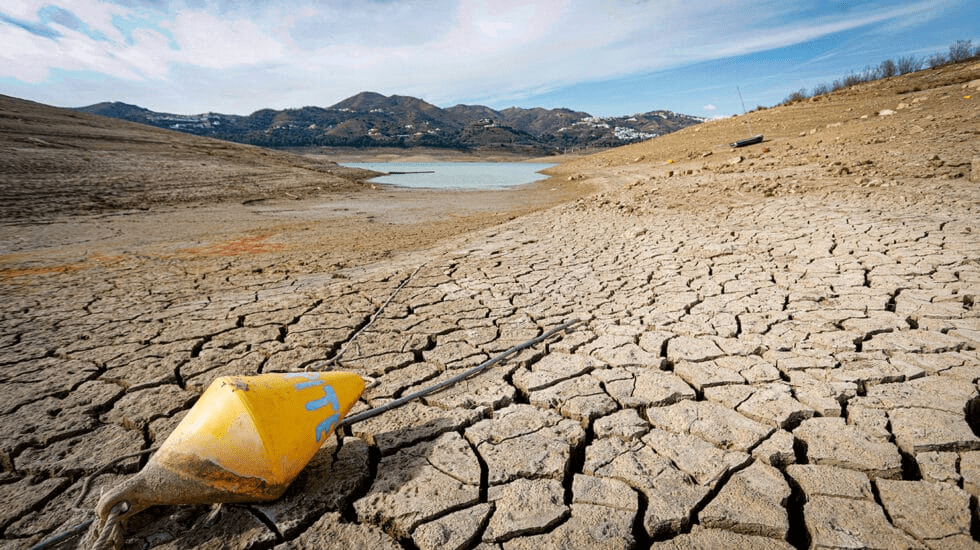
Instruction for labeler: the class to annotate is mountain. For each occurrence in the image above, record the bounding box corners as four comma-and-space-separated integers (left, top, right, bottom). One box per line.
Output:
75, 93, 705, 155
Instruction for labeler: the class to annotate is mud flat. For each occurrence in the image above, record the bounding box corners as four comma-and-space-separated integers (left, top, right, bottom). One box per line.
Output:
2, 61, 980, 548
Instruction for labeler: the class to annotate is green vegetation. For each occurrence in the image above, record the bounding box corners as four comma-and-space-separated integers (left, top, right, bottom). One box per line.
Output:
780, 39, 980, 105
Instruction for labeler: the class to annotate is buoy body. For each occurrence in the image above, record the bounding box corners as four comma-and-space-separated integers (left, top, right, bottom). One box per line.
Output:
98, 372, 364, 520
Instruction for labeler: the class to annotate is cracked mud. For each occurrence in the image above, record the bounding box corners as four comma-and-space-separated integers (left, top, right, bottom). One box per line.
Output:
2, 62, 980, 548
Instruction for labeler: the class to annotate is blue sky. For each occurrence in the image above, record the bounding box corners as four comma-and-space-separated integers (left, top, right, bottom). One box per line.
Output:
1, 1, 977, 118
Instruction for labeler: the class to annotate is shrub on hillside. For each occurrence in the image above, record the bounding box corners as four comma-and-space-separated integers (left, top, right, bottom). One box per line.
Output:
783, 88, 809, 104
878, 59, 897, 78
896, 55, 923, 75
778, 39, 975, 107
927, 52, 948, 69
948, 40, 975, 63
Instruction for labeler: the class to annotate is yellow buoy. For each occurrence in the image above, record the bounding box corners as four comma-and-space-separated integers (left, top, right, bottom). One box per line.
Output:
97, 371, 364, 522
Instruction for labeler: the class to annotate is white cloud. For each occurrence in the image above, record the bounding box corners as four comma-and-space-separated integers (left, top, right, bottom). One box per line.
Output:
165, 11, 284, 69
703, 104, 717, 111
0, 0, 965, 113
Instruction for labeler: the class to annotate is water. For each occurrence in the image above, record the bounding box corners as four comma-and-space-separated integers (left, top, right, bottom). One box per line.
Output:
341, 162, 556, 190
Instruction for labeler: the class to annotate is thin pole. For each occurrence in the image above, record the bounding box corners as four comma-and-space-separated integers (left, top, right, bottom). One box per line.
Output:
737, 85, 755, 136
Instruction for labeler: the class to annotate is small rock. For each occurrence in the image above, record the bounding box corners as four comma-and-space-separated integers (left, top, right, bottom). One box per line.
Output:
878, 109, 896, 116
729, 156, 744, 165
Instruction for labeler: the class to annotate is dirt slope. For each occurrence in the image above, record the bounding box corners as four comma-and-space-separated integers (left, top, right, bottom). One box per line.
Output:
0, 94, 373, 220
550, 59, 979, 212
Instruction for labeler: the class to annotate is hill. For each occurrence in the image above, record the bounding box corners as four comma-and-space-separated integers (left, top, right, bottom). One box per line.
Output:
550, 58, 980, 211
0, 94, 374, 220
74, 93, 704, 154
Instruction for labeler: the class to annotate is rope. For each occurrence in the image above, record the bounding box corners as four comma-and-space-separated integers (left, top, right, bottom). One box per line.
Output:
73, 447, 158, 510
340, 318, 581, 427
307, 263, 425, 371
88, 501, 128, 550
28, 447, 156, 550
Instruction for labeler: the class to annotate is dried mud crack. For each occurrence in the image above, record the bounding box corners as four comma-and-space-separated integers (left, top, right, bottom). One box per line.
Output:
3, 62, 980, 548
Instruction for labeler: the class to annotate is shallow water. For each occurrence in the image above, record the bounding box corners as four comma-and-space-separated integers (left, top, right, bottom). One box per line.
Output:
341, 162, 556, 190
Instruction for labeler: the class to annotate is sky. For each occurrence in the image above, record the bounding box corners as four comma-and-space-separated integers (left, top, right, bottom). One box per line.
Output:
1, 0, 977, 119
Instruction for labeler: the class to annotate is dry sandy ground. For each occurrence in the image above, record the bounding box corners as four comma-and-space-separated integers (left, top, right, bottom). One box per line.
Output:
0, 96, 592, 274
1, 60, 979, 549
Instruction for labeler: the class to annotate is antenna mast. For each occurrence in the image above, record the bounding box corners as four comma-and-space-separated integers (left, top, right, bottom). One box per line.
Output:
736, 85, 755, 136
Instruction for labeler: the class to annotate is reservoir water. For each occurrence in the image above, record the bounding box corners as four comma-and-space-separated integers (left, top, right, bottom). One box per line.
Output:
341, 162, 556, 190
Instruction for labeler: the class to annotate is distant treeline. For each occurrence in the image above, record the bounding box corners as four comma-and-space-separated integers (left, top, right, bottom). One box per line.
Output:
780, 39, 980, 105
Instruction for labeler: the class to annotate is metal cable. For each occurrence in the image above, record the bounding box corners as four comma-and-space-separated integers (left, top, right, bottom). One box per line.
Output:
340, 318, 581, 427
